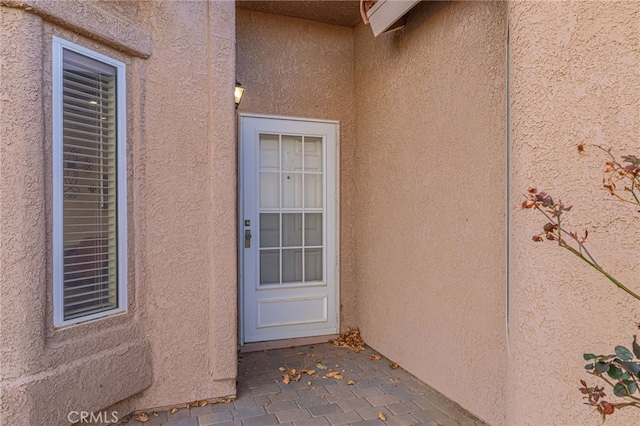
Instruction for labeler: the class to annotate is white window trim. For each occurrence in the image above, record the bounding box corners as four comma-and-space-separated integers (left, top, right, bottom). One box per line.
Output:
52, 36, 128, 327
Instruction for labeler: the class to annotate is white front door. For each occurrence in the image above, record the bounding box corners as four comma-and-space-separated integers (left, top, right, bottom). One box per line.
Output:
240, 115, 339, 343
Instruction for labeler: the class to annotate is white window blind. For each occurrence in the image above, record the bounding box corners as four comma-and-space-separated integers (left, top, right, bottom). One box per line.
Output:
53, 38, 127, 326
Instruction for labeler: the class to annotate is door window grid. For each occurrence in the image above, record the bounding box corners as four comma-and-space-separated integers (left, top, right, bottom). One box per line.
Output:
259, 133, 324, 285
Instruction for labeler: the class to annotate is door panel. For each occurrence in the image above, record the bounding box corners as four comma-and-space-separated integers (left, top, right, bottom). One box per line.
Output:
240, 116, 338, 343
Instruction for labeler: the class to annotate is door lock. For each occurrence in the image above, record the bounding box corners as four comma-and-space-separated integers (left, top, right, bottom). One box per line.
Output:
244, 229, 252, 248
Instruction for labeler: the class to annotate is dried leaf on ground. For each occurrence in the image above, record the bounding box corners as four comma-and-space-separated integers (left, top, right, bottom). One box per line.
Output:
134, 413, 150, 422
169, 408, 179, 414
300, 369, 316, 375
283, 375, 291, 384
347, 379, 356, 385
370, 354, 381, 361
390, 362, 399, 370
329, 328, 366, 353
278, 367, 287, 372
378, 412, 387, 421
289, 368, 296, 375
307, 381, 312, 386
316, 362, 328, 370
198, 400, 207, 407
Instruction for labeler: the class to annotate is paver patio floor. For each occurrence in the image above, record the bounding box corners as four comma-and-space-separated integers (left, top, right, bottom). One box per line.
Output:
123, 343, 487, 426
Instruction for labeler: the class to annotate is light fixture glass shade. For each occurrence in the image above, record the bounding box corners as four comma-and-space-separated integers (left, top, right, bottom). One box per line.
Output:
234, 82, 245, 108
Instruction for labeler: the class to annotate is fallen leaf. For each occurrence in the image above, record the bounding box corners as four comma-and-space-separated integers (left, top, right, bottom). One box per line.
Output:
378, 412, 387, 421
370, 354, 381, 361
334, 374, 343, 380
134, 413, 149, 422
307, 381, 312, 386
347, 379, 355, 385
292, 374, 301, 382
330, 328, 366, 352
169, 408, 179, 415
121, 416, 130, 424
289, 369, 296, 375
151, 411, 158, 417
198, 400, 207, 407
305, 369, 316, 375
283, 375, 291, 384
390, 363, 399, 370
316, 363, 328, 370
278, 367, 287, 372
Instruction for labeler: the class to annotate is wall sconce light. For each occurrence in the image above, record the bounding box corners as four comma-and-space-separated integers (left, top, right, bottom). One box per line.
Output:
235, 81, 245, 109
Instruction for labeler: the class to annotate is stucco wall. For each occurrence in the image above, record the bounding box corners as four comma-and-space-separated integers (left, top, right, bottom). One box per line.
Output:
352, 2, 507, 424
236, 8, 358, 331
0, 1, 237, 424
507, 1, 640, 425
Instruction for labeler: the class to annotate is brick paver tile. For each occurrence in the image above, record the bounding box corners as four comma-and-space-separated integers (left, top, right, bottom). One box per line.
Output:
355, 406, 392, 421
190, 405, 214, 417
352, 388, 383, 399
167, 409, 192, 420
307, 403, 342, 417
386, 401, 420, 415
269, 390, 300, 402
411, 408, 447, 423
296, 396, 330, 409
275, 408, 312, 423
200, 421, 242, 426
266, 400, 298, 414
366, 394, 399, 407
162, 417, 198, 426
356, 370, 384, 380
336, 398, 371, 412
232, 405, 266, 420
296, 386, 328, 398
355, 378, 382, 389
323, 384, 346, 394
325, 410, 362, 425
241, 413, 280, 426
292, 417, 331, 426
348, 420, 384, 426
196, 410, 233, 425
324, 391, 356, 403
211, 402, 235, 413
384, 413, 420, 426
233, 397, 257, 409
250, 384, 282, 397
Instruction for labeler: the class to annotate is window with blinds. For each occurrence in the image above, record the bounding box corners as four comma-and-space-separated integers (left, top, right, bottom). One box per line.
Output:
52, 37, 127, 326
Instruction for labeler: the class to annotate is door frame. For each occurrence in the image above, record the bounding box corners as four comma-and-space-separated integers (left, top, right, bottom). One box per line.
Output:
238, 113, 340, 345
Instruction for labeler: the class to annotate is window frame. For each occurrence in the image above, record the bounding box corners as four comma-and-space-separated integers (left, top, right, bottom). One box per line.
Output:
52, 36, 128, 327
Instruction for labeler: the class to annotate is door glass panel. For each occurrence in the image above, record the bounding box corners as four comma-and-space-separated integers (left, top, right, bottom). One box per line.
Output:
282, 213, 302, 247
305, 248, 323, 281
304, 137, 323, 172
282, 249, 303, 283
260, 250, 280, 284
259, 134, 279, 170
304, 174, 323, 208
282, 135, 302, 171
304, 213, 322, 246
260, 213, 279, 248
282, 173, 302, 208
260, 172, 279, 208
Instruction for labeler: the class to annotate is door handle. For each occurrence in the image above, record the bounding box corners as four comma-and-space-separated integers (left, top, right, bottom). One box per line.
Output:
244, 229, 252, 248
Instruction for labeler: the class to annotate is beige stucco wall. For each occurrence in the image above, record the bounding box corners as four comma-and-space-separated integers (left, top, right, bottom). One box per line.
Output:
507, 1, 640, 425
352, 2, 507, 424
0, 1, 237, 424
236, 8, 358, 331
